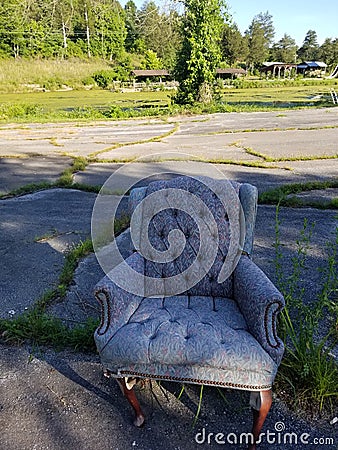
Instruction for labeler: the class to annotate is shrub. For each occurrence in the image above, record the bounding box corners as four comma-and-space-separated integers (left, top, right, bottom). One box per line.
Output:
102, 104, 124, 118
67, 106, 103, 119
92, 69, 115, 88
0, 103, 44, 119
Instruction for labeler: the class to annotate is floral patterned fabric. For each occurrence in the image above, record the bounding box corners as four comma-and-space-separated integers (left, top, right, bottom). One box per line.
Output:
94, 176, 285, 390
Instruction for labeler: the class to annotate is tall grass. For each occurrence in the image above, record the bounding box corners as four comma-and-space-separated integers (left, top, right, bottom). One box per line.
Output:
0, 58, 112, 93
274, 205, 338, 416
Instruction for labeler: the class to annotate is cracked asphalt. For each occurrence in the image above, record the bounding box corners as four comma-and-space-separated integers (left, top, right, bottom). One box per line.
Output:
0, 107, 337, 450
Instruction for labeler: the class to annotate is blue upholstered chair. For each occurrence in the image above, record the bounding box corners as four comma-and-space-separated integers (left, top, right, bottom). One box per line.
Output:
94, 176, 285, 449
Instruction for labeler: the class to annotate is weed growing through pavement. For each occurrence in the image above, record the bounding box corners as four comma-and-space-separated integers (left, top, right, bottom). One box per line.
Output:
0, 156, 102, 199
259, 180, 338, 209
1, 201, 128, 343
0, 238, 98, 351
0, 215, 126, 352
274, 204, 338, 416
58, 156, 88, 186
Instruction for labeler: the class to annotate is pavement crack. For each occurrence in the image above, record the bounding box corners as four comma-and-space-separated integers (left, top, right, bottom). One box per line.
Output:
88, 122, 179, 158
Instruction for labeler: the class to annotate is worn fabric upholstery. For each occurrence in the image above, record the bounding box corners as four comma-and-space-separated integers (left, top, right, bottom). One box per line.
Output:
94, 176, 285, 391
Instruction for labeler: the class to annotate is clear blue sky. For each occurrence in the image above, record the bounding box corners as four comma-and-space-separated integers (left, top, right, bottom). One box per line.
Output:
120, 0, 338, 46
229, 0, 337, 46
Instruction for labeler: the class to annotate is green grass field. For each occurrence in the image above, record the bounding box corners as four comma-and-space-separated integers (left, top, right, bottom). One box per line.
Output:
223, 85, 334, 105
0, 84, 331, 109
0, 89, 170, 111
0, 85, 333, 122
0, 59, 336, 122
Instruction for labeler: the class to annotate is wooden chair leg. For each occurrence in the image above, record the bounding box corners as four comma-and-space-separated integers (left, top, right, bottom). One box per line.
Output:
116, 378, 145, 427
249, 389, 272, 450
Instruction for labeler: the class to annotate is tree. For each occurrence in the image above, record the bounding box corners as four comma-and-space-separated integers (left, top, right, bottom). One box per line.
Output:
254, 11, 275, 47
92, 0, 126, 60
137, 1, 181, 68
318, 38, 338, 66
154, 10, 182, 70
174, 0, 226, 104
124, 0, 140, 52
0, 0, 26, 57
245, 21, 267, 70
245, 11, 275, 70
270, 34, 297, 63
221, 22, 249, 66
297, 30, 319, 61
140, 49, 163, 69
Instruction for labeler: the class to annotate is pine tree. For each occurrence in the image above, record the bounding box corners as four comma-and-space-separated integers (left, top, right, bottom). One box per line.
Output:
245, 11, 275, 70
221, 22, 249, 66
270, 34, 297, 63
297, 30, 319, 61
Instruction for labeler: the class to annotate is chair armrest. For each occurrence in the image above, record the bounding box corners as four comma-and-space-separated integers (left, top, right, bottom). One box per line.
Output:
233, 256, 285, 365
94, 252, 145, 350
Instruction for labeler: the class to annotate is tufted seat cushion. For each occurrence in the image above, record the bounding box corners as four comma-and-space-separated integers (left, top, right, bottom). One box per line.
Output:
97, 295, 278, 390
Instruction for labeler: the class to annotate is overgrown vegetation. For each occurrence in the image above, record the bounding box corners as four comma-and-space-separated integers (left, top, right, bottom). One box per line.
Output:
226, 77, 338, 89
0, 0, 337, 119
0, 238, 97, 351
0, 59, 113, 93
0, 88, 335, 124
275, 206, 338, 416
0, 0, 337, 72
174, 0, 225, 104
0, 156, 98, 199
0, 211, 129, 351
259, 180, 338, 209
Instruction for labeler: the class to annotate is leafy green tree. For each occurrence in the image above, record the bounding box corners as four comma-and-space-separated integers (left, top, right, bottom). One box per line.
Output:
297, 30, 319, 61
155, 10, 182, 70
124, 0, 140, 52
221, 22, 249, 66
0, 0, 26, 57
270, 34, 297, 63
21, 0, 61, 57
92, 0, 126, 60
138, 2, 162, 51
137, 1, 181, 68
174, 0, 226, 104
53, 0, 76, 55
140, 49, 163, 69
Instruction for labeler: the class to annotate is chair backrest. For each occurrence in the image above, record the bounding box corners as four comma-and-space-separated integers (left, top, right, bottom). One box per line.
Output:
128, 176, 258, 298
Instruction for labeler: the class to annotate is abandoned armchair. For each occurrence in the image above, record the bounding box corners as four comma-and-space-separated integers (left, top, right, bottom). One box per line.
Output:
93, 175, 285, 449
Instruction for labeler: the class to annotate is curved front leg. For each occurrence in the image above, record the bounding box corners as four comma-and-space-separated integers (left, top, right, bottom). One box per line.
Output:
249, 389, 272, 450
116, 378, 145, 427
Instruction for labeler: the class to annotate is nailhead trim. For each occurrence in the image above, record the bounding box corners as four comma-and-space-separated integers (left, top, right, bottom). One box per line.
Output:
119, 370, 271, 391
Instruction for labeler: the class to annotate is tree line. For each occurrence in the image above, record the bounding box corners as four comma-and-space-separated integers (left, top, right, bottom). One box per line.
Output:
0, 0, 337, 70
1, 0, 338, 104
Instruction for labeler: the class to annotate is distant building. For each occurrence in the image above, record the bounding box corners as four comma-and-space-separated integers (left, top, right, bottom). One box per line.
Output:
131, 70, 171, 83
216, 68, 247, 79
260, 62, 297, 78
296, 61, 327, 75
